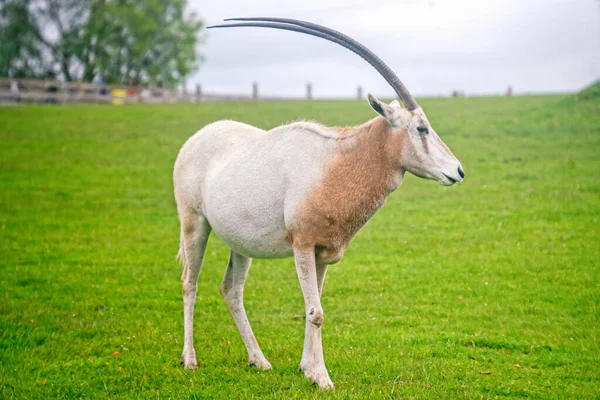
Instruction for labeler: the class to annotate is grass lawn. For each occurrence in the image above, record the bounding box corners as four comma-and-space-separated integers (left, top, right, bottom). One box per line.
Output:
1, 91, 599, 398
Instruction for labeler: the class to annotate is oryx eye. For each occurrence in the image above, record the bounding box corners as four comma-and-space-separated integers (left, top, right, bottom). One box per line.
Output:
417, 126, 429, 134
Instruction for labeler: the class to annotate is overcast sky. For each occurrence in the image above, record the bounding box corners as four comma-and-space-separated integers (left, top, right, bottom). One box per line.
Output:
186, 0, 600, 98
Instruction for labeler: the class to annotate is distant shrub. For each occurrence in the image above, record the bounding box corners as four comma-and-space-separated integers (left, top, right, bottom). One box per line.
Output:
571, 80, 600, 103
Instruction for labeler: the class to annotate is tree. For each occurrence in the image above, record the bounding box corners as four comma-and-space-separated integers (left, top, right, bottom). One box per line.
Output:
0, 0, 203, 87
29, 0, 92, 82
93, 0, 204, 87
0, 0, 44, 78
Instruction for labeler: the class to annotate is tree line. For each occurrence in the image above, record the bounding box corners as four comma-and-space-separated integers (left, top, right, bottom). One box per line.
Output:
0, 0, 203, 88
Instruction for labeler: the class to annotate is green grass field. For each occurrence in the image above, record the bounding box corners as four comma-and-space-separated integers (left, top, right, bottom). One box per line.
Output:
1, 90, 599, 399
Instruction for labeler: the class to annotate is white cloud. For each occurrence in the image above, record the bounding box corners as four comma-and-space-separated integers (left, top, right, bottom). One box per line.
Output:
187, 0, 600, 97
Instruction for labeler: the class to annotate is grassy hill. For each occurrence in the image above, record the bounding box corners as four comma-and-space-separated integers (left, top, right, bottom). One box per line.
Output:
1, 93, 599, 398
571, 80, 600, 103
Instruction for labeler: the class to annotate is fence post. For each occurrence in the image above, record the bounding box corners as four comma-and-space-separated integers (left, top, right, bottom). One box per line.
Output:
357, 85, 363, 100
60, 81, 66, 103
196, 83, 202, 102
306, 83, 312, 100
252, 81, 258, 100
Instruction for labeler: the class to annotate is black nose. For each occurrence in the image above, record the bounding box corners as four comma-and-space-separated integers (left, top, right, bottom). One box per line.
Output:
458, 167, 465, 179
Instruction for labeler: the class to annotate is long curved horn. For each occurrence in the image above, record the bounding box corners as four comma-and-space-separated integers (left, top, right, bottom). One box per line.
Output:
207, 17, 419, 110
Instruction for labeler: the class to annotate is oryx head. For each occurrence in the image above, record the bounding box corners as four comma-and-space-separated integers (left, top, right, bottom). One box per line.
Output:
367, 95, 464, 185
208, 17, 464, 185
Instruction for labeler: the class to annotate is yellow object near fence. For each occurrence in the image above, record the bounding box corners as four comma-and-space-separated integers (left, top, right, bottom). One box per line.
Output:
111, 88, 127, 105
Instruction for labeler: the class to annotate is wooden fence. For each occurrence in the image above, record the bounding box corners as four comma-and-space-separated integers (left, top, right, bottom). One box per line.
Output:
0, 78, 367, 104
0, 78, 188, 104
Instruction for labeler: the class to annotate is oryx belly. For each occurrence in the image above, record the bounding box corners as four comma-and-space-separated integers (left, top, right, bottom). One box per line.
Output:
204, 156, 293, 259
198, 122, 335, 259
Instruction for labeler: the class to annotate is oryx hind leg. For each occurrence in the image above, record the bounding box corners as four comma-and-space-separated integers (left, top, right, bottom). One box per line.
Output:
179, 208, 211, 370
220, 250, 271, 370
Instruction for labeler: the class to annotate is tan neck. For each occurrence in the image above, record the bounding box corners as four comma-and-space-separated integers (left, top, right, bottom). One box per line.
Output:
331, 116, 406, 193
292, 117, 406, 253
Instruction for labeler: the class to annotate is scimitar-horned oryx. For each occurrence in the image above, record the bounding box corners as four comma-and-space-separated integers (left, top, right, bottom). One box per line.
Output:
174, 17, 465, 390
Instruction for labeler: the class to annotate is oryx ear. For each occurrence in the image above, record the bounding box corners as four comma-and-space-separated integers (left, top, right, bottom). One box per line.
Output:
389, 99, 401, 107
368, 93, 395, 120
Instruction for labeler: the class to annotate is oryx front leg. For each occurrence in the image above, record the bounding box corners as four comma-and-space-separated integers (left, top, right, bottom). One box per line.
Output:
294, 248, 334, 390
220, 251, 271, 370
300, 262, 327, 373
180, 213, 211, 370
